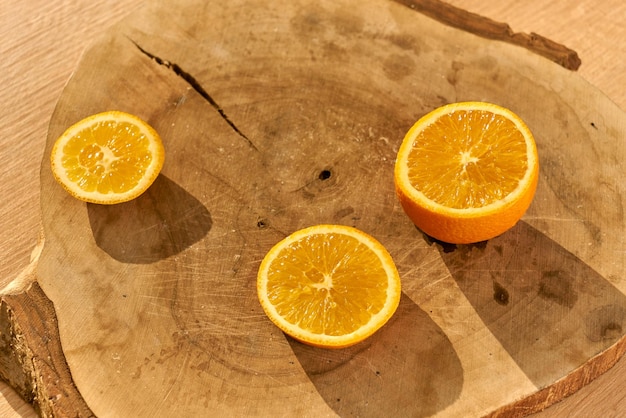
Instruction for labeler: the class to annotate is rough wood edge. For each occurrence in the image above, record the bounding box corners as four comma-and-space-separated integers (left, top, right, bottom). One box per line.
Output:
486, 337, 626, 417
392, 0, 582, 70
0, 279, 95, 417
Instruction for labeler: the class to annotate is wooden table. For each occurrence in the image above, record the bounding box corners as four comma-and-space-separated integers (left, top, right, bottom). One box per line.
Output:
1, 1, 624, 416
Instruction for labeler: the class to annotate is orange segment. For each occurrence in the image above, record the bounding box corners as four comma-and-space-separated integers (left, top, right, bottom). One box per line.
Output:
394, 102, 539, 244
257, 225, 401, 348
50, 111, 165, 204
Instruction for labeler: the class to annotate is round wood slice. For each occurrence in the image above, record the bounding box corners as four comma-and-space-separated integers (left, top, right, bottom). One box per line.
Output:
6, 0, 626, 416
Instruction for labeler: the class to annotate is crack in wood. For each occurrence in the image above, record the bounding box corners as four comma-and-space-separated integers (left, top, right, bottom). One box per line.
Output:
129, 38, 258, 151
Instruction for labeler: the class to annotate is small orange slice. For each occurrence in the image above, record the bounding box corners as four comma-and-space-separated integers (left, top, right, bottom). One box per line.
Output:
257, 225, 401, 348
394, 102, 539, 244
50, 111, 165, 204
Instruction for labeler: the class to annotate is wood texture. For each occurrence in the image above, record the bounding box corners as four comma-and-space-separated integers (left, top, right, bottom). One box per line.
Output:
394, 0, 581, 70
2, 0, 626, 417
0, 281, 94, 417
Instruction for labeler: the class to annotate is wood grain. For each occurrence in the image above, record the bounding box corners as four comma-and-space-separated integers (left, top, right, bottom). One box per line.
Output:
440, 5, 626, 415
1, 0, 625, 417
0, 282, 94, 417
394, 0, 581, 70
1, 2, 145, 416
39, 0, 626, 415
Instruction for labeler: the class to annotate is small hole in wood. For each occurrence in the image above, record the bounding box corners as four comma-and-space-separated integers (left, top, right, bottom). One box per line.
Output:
319, 169, 331, 180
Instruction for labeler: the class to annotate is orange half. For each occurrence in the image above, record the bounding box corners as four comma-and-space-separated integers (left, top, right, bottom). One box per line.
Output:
257, 225, 401, 348
50, 111, 165, 204
394, 102, 539, 244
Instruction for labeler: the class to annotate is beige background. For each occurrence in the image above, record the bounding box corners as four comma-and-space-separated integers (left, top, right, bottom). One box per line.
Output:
1, 1, 625, 416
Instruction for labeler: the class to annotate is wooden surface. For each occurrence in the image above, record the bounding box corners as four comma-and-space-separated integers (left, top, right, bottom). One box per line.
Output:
1, 0, 625, 417
35, 0, 626, 416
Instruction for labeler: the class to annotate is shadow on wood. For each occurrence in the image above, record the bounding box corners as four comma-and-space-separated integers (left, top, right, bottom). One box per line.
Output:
289, 293, 463, 417
435, 221, 626, 389
88, 175, 212, 264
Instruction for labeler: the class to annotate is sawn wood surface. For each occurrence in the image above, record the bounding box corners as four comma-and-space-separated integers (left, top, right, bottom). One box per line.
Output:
1, 0, 626, 417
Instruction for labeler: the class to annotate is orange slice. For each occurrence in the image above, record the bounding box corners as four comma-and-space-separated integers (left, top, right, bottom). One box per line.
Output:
50, 111, 165, 204
257, 225, 401, 348
394, 102, 539, 244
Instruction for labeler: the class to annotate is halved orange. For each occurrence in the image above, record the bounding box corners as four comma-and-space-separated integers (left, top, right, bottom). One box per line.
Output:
257, 225, 401, 349
394, 102, 539, 244
50, 111, 165, 204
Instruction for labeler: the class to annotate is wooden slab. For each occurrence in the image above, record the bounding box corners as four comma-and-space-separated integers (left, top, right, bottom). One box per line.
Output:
2, 0, 626, 416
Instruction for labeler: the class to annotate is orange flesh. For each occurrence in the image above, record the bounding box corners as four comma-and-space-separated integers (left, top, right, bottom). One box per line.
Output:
61, 120, 153, 195
265, 233, 388, 336
406, 110, 528, 209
